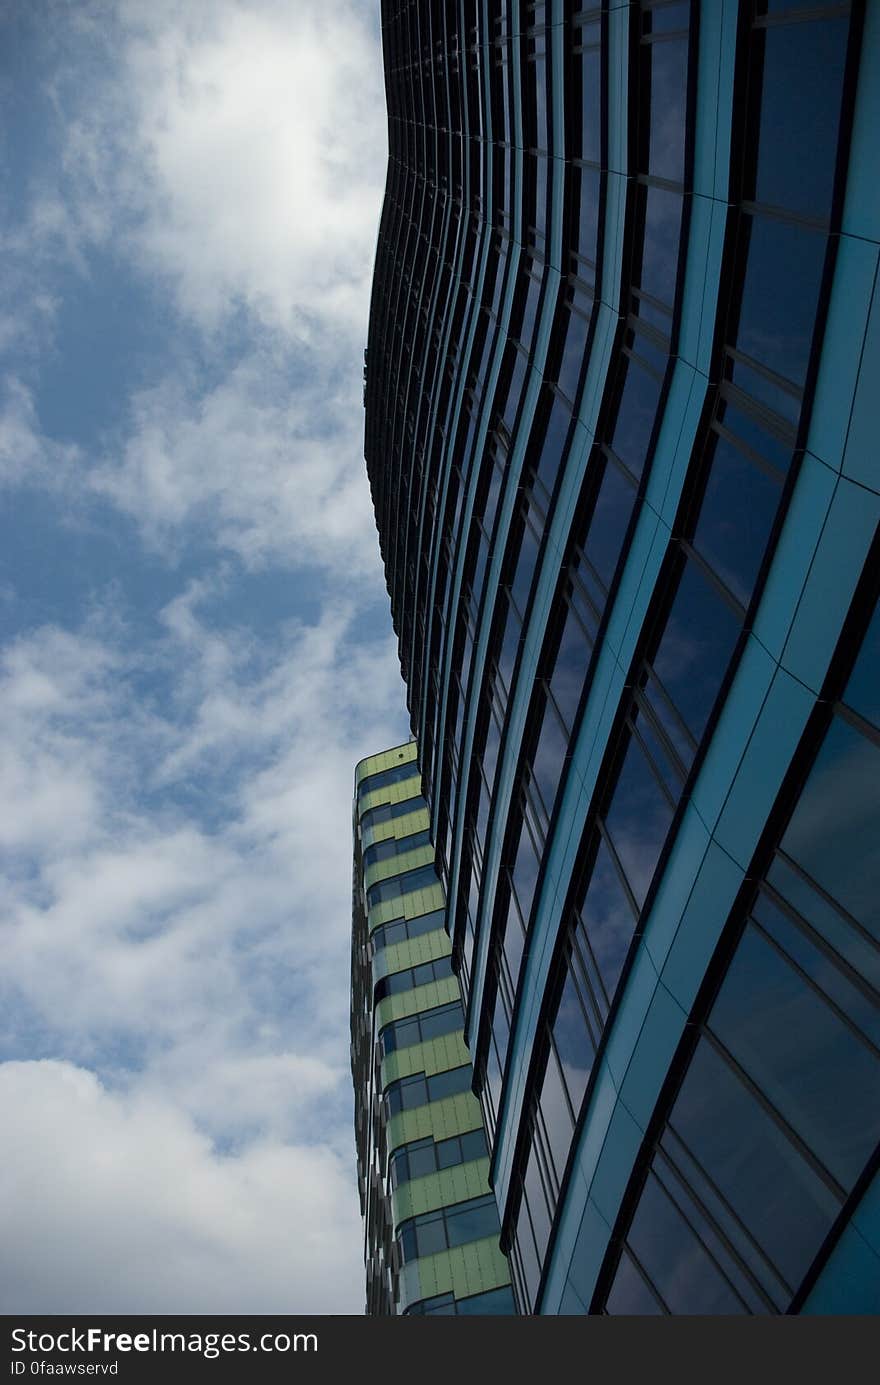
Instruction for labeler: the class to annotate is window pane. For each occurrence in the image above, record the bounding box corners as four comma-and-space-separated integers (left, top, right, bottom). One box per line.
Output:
646, 35, 688, 183
609, 360, 662, 478
605, 1249, 665, 1315
576, 834, 640, 998
583, 456, 637, 591
669, 1038, 840, 1291
639, 183, 683, 309
446, 1196, 500, 1248
650, 558, 742, 750
781, 718, 880, 945
625, 1171, 748, 1314
751, 17, 849, 222
734, 214, 827, 396
604, 738, 675, 910
710, 917, 880, 1189
692, 433, 783, 608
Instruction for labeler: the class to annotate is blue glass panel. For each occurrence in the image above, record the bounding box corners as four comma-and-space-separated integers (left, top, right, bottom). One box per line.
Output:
781, 718, 880, 945
624, 1171, 749, 1314
640, 184, 683, 309
584, 457, 637, 588
735, 214, 827, 394
579, 43, 601, 163
650, 558, 742, 750
610, 360, 662, 478
753, 17, 849, 222
604, 738, 675, 910
605, 1250, 665, 1314
647, 35, 688, 183
710, 919, 880, 1189
669, 1039, 840, 1291
577, 834, 640, 997
552, 966, 593, 1119
692, 433, 783, 608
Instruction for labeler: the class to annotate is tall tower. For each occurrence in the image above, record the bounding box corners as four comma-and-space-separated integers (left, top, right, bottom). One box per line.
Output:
363, 0, 880, 1313
351, 742, 514, 1314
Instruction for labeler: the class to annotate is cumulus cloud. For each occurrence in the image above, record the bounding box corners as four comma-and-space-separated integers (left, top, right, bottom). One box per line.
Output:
0, 1061, 364, 1314
54, 0, 387, 342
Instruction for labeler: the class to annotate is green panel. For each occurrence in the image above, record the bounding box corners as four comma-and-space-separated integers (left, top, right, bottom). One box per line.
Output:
381, 1031, 470, 1086
398, 1237, 511, 1312
364, 843, 435, 892
354, 741, 417, 789
403, 883, 444, 918
363, 807, 430, 847
367, 877, 445, 929
375, 974, 460, 1029
370, 926, 449, 981
387, 1089, 483, 1152
392, 1157, 492, 1225
358, 773, 422, 819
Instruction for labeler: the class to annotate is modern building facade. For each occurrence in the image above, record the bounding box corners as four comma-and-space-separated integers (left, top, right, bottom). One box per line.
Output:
362, 0, 880, 1313
351, 741, 514, 1314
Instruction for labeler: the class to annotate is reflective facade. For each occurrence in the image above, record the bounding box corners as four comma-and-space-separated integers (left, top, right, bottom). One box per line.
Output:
363, 0, 880, 1314
351, 742, 514, 1314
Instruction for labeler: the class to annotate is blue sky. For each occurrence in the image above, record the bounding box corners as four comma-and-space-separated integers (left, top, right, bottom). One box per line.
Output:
0, 0, 409, 1312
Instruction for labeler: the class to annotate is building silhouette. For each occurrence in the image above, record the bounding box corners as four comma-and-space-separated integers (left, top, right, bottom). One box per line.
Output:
359, 0, 880, 1313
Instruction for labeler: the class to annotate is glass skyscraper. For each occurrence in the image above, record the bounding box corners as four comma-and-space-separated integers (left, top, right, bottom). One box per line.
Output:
359, 0, 880, 1314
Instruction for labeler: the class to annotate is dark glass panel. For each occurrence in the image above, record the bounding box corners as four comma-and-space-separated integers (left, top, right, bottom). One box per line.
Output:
692, 433, 783, 608
577, 834, 640, 998
415, 1211, 448, 1258
718, 396, 792, 477
646, 35, 688, 184
583, 457, 637, 593
552, 964, 594, 1120
511, 817, 541, 932
523, 1143, 552, 1262
781, 718, 880, 945
604, 738, 675, 910
539, 1037, 577, 1180
534, 394, 572, 506
605, 1249, 665, 1314
669, 1038, 841, 1291
446, 1195, 500, 1248
576, 165, 602, 265
639, 184, 683, 309
710, 917, 880, 1188
428, 1064, 472, 1102
459, 1128, 488, 1163
532, 697, 568, 822
609, 360, 662, 478
650, 558, 742, 751
625, 1171, 749, 1314
752, 16, 849, 222
735, 213, 827, 396
579, 43, 601, 164
557, 305, 590, 403
408, 1140, 438, 1181
457, 1285, 516, 1314
551, 597, 593, 730
765, 856, 880, 997
514, 1200, 543, 1310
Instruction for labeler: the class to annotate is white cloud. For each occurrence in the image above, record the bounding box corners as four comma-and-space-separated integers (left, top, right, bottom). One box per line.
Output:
59, 0, 387, 343
0, 1060, 364, 1314
0, 0, 407, 1315
92, 356, 382, 572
